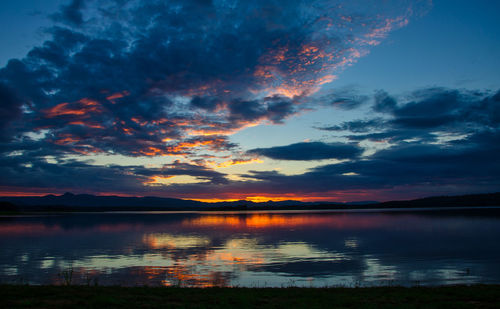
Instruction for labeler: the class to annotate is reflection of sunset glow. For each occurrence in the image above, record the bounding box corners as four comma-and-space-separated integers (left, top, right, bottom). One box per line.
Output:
160, 266, 229, 288
140, 236, 264, 287
184, 213, 391, 229
143, 233, 210, 249
2, 209, 477, 288
184, 214, 330, 228
0, 223, 62, 235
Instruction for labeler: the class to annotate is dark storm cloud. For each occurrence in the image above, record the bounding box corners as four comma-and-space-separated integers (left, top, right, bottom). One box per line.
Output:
247, 142, 362, 161
317, 118, 385, 133
323, 87, 500, 143
0, 156, 229, 193
132, 160, 230, 185
190, 96, 222, 112
320, 87, 370, 110
238, 135, 500, 195
139, 86, 497, 200
1, 0, 450, 197
3, 96, 498, 199
0, 83, 23, 141
0, 0, 418, 160
373, 90, 397, 113
228, 95, 296, 124
264, 86, 499, 197
384, 87, 499, 130
50, 0, 86, 27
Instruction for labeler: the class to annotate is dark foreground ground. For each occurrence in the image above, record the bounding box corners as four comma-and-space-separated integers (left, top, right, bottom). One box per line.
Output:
1, 285, 499, 308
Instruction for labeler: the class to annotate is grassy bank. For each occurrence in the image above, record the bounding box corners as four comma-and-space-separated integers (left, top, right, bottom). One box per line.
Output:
1, 285, 499, 308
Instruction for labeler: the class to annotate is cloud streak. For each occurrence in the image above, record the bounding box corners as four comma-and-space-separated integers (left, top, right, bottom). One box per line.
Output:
248, 142, 362, 161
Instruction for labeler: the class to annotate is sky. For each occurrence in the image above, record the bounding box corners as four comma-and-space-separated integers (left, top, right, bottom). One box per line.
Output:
0, 0, 499, 202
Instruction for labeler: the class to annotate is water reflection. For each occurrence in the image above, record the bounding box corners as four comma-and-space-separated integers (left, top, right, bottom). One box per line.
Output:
0, 209, 499, 287
182, 213, 391, 229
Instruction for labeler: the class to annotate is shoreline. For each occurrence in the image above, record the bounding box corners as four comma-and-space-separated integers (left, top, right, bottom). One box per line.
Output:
1, 205, 500, 216
1, 284, 499, 308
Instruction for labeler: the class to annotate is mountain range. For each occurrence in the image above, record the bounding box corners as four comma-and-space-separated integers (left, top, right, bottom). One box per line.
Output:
1, 192, 499, 212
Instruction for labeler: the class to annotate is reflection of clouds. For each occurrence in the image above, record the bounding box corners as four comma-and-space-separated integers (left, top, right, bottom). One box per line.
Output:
2, 267, 17, 276
143, 233, 210, 249
158, 265, 230, 288
64, 254, 174, 269
276, 242, 346, 262
344, 237, 359, 249
362, 257, 398, 283
1, 211, 500, 286
40, 257, 55, 269
204, 238, 265, 267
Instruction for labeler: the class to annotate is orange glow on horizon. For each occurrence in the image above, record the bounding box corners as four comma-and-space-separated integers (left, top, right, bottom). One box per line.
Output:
0, 189, 372, 203
190, 194, 337, 203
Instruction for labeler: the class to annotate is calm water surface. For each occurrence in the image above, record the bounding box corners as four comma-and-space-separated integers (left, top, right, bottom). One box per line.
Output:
1, 208, 499, 287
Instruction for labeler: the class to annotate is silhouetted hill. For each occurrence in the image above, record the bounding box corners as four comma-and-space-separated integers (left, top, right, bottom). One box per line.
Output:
0, 192, 203, 211
0, 192, 498, 212
374, 192, 500, 208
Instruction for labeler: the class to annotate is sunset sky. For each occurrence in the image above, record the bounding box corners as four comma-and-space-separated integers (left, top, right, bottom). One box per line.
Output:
1, 0, 499, 202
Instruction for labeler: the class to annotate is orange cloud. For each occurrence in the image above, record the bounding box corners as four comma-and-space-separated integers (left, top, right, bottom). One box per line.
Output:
43, 98, 102, 118
68, 121, 104, 129
206, 158, 263, 168
106, 91, 130, 103
187, 120, 261, 136
52, 134, 80, 145
137, 146, 169, 156
143, 175, 175, 185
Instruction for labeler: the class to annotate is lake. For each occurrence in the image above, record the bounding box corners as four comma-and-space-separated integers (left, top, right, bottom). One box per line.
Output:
1, 208, 500, 287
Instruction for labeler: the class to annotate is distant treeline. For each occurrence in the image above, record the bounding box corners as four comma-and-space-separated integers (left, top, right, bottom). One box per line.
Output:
0, 192, 499, 213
